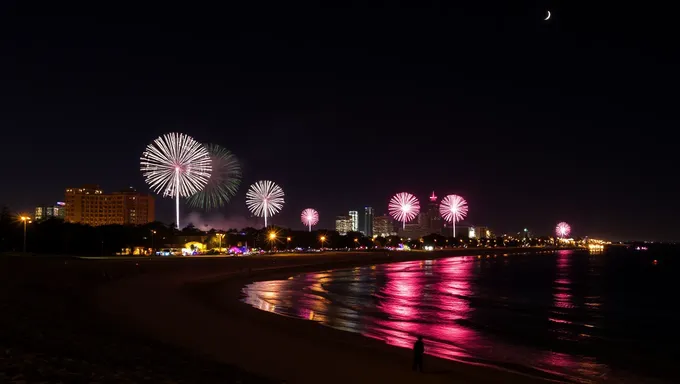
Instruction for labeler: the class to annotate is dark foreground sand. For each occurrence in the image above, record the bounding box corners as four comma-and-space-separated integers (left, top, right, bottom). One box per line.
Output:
0, 255, 274, 383
94, 249, 560, 383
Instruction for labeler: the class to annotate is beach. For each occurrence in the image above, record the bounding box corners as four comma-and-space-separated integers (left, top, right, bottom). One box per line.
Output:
0, 254, 275, 383
2, 248, 567, 383
93, 248, 556, 383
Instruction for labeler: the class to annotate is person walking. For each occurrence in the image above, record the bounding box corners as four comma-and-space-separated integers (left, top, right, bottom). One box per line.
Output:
412, 335, 425, 372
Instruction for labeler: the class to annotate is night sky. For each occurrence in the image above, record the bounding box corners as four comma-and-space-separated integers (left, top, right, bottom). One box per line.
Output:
1, 2, 678, 241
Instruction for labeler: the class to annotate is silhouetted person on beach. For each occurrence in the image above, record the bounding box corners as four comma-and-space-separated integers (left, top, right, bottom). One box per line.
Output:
412, 336, 425, 372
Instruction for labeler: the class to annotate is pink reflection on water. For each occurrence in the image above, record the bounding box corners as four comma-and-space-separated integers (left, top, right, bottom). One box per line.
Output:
537, 350, 583, 377
243, 254, 616, 382
553, 251, 573, 312
366, 257, 478, 362
433, 257, 473, 321
377, 261, 424, 320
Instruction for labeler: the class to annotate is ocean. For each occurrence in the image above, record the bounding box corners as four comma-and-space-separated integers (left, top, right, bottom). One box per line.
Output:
242, 248, 678, 382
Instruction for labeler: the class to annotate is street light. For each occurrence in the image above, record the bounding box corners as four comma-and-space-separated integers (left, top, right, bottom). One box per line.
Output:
286, 236, 291, 249
151, 230, 156, 255
354, 238, 359, 248
268, 232, 277, 251
319, 235, 326, 249
20, 216, 31, 253
216, 233, 225, 252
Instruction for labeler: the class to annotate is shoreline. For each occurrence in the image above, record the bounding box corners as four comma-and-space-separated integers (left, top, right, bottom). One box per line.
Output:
97, 247, 575, 383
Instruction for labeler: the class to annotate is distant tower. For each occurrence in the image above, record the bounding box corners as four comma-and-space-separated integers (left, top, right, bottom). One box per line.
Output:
349, 210, 358, 232
427, 191, 442, 234
364, 207, 374, 236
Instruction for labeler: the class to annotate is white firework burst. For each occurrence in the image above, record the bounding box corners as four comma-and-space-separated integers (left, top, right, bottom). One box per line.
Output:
246, 180, 285, 228
388, 192, 420, 229
439, 194, 468, 237
140, 132, 211, 228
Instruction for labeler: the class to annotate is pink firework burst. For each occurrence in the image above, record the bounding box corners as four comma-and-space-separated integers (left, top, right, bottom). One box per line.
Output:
388, 192, 420, 228
439, 195, 468, 222
439, 194, 468, 237
301, 208, 319, 231
556, 222, 571, 238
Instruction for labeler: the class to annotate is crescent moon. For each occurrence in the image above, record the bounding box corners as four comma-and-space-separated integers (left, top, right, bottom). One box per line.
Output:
544, 10, 551, 20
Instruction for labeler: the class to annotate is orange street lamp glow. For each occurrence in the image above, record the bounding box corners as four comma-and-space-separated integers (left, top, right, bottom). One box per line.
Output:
269, 232, 276, 240
19, 215, 31, 253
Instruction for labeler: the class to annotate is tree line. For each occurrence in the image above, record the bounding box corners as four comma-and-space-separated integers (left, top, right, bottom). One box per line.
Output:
1, 206, 537, 256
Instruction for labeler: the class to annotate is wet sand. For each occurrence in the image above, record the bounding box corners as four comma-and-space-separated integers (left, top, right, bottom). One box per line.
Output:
97, 248, 561, 383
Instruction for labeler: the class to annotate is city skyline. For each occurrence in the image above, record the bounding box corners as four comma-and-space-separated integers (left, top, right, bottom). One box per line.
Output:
25, 182, 566, 239
2, 3, 678, 241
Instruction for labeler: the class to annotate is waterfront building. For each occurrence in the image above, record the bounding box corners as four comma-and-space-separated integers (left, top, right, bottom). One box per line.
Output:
444, 222, 474, 238
335, 215, 353, 235
363, 206, 374, 236
475, 226, 492, 238
65, 185, 155, 226
349, 210, 358, 232
35, 202, 66, 221
399, 222, 429, 239
373, 215, 394, 237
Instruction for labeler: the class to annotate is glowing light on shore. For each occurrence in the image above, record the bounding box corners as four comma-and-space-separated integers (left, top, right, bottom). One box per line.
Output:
389, 192, 420, 229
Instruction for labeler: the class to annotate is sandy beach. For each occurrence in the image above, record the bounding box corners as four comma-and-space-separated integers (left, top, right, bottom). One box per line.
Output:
95, 248, 560, 383
0, 254, 274, 383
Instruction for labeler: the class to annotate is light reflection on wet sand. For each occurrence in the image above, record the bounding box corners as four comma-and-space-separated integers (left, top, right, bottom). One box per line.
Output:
242, 251, 676, 383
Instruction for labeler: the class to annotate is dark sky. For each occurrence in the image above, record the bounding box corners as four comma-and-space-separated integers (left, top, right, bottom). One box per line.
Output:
1, 2, 678, 241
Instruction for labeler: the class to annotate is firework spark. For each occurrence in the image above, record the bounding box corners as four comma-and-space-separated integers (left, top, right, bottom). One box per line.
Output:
388, 192, 420, 229
246, 180, 285, 228
439, 194, 468, 237
301, 208, 319, 232
186, 144, 241, 211
140, 132, 211, 228
556, 222, 571, 238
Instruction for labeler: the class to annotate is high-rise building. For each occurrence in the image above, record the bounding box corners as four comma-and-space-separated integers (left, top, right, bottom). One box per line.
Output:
425, 191, 443, 234
35, 202, 66, 221
400, 222, 428, 239
335, 215, 352, 235
364, 206, 374, 236
349, 210, 358, 232
475, 226, 492, 238
444, 223, 474, 238
373, 215, 394, 237
65, 185, 155, 226
398, 191, 443, 238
